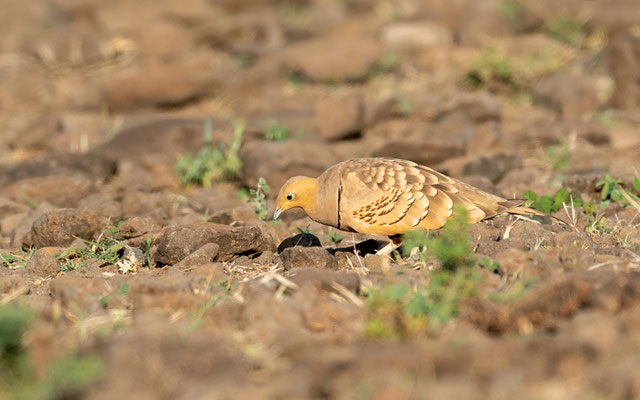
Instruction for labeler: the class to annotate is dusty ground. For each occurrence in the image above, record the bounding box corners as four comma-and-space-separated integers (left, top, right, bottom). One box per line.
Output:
2, 0, 640, 399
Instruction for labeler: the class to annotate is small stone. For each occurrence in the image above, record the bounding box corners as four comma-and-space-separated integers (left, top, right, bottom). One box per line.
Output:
277, 233, 322, 253
279, 247, 336, 271
494, 248, 529, 279
462, 153, 522, 183
383, 21, 453, 50
533, 70, 599, 120
174, 243, 220, 269
119, 217, 159, 239
287, 267, 360, 294
25, 248, 60, 279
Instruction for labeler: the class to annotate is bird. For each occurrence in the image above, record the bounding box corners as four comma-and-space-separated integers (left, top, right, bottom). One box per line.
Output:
273, 157, 547, 252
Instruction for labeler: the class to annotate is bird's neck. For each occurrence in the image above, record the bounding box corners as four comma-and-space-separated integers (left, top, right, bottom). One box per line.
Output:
299, 178, 323, 221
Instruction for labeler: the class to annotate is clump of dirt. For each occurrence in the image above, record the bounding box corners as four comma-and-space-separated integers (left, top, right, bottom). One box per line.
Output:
2, 0, 640, 398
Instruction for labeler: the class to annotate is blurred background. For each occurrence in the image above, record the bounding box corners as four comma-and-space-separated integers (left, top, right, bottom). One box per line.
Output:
1, 0, 639, 199
2, 0, 640, 399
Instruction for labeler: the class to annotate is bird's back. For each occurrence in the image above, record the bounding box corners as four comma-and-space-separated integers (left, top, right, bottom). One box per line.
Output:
324, 157, 523, 235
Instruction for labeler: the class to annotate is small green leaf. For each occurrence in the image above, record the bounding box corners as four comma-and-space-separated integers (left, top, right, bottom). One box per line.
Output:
100, 296, 109, 309
523, 190, 537, 204
117, 283, 129, 296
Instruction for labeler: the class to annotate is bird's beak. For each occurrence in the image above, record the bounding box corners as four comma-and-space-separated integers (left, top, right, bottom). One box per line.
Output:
273, 207, 284, 220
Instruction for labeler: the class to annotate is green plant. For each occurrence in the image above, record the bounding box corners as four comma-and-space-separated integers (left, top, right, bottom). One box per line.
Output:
370, 51, 401, 77
264, 120, 289, 142
523, 187, 584, 214
1, 302, 104, 399
596, 174, 624, 203
143, 237, 154, 268
596, 174, 640, 207
464, 48, 517, 91
489, 276, 540, 303
402, 207, 475, 270
544, 16, 586, 47
500, 0, 526, 29
586, 213, 612, 234
116, 283, 129, 296
56, 225, 127, 271
176, 119, 244, 187
0, 249, 35, 270
328, 229, 343, 244
543, 143, 571, 170
479, 257, 500, 273
0, 303, 33, 370
248, 178, 270, 221
364, 268, 479, 339
230, 52, 252, 69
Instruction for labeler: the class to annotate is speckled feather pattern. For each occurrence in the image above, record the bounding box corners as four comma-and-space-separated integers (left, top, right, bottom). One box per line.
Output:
317, 158, 526, 236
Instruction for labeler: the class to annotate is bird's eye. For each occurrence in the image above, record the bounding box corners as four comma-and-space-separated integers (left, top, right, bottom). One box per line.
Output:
286, 192, 295, 201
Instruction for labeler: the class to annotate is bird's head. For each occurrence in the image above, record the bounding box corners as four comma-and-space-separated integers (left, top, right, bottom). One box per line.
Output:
273, 176, 319, 219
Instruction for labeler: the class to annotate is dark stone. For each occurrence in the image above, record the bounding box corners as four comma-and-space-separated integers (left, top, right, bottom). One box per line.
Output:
277, 233, 322, 253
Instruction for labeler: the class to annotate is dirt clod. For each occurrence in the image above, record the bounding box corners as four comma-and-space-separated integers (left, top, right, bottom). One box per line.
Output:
24, 209, 103, 248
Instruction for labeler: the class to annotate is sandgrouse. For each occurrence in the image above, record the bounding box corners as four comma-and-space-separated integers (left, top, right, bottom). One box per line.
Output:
274, 157, 546, 241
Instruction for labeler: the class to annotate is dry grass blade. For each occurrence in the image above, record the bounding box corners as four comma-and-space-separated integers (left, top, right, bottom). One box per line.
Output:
330, 282, 363, 307
503, 216, 518, 240
620, 188, 640, 214
259, 273, 299, 290
562, 195, 580, 232
0, 286, 29, 306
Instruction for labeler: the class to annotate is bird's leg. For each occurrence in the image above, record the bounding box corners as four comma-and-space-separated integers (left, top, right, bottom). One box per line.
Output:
377, 234, 403, 257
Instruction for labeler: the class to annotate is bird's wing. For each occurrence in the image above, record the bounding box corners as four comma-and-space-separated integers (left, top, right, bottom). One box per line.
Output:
338, 158, 518, 235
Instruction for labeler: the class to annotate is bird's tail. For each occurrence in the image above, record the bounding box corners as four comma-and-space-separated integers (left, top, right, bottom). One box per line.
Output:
507, 205, 567, 225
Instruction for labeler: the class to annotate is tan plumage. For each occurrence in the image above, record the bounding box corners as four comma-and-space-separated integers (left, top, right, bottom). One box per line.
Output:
274, 157, 547, 236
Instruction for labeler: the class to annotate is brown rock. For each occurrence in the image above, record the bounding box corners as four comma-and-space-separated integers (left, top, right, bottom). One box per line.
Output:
281, 35, 383, 82
279, 247, 336, 271
208, 206, 258, 225
24, 248, 60, 279
287, 267, 360, 294
78, 193, 124, 221
315, 91, 364, 140
372, 140, 465, 168
607, 27, 640, 110
90, 117, 229, 165
462, 153, 522, 183
24, 209, 103, 248
49, 275, 105, 312
4, 174, 95, 208
457, 1, 508, 45
0, 198, 30, 221
0, 153, 116, 187
174, 243, 221, 269
9, 203, 56, 248
436, 90, 502, 123
494, 248, 529, 279
533, 70, 599, 119
119, 217, 159, 239
104, 61, 219, 111
383, 21, 453, 50
239, 140, 340, 195
155, 223, 274, 265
